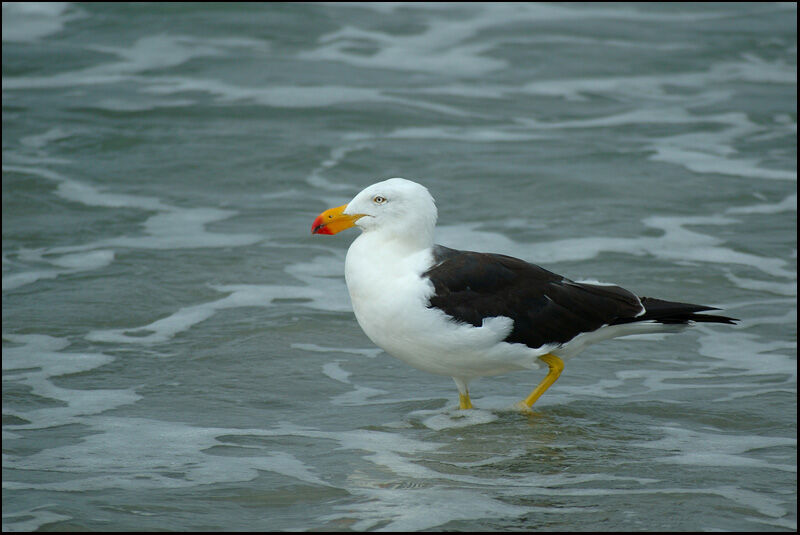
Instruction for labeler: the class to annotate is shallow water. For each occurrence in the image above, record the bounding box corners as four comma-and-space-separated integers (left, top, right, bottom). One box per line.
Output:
2, 2, 796, 531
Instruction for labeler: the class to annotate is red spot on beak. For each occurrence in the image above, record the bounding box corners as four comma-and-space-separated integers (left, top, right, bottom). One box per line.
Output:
311, 214, 332, 234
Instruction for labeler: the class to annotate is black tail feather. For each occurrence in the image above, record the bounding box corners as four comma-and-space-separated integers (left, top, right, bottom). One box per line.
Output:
686, 313, 739, 325
613, 296, 738, 326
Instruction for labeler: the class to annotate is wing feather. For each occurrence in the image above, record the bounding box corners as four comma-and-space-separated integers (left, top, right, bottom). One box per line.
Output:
424, 246, 644, 349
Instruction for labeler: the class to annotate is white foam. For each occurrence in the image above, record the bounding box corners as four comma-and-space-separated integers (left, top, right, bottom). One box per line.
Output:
650, 143, 796, 181
1, 2, 78, 43
376, 126, 545, 143
246, 423, 454, 505
5, 417, 330, 491
552, 359, 767, 402
1, 506, 72, 532
643, 215, 793, 278
3, 163, 260, 290
87, 34, 266, 74
301, 3, 744, 80
518, 33, 697, 52
2, 33, 268, 90
415, 407, 499, 430
87, 278, 351, 345
47, 249, 114, 270
435, 223, 523, 258
521, 72, 704, 102
298, 23, 505, 77
19, 126, 72, 149
327, 486, 529, 531
322, 468, 684, 531
725, 271, 797, 296
330, 385, 389, 406
635, 424, 797, 472
726, 193, 797, 215
292, 343, 383, 359
143, 77, 472, 116
55, 177, 165, 211
87, 303, 217, 345
306, 353, 396, 407
306, 144, 371, 193
2, 334, 140, 431
695, 329, 796, 381
725, 304, 796, 331
521, 50, 796, 103
494, 483, 791, 522
3, 269, 62, 291
439, 212, 794, 280
444, 448, 527, 468
5, 339, 342, 496
322, 361, 352, 383
91, 97, 195, 112
645, 109, 795, 182
528, 104, 794, 183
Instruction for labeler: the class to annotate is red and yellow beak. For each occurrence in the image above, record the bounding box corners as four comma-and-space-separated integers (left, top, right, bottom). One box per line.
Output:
311, 204, 364, 235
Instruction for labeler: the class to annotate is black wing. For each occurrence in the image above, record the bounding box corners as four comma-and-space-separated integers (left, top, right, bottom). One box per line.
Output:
424, 245, 735, 350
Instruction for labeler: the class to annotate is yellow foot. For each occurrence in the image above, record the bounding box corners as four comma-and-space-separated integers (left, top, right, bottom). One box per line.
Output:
519, 353, 565, 410
513, 400, 535, 414
458, 392, 474, 410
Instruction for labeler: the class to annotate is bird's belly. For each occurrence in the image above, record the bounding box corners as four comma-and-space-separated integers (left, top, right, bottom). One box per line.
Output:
349, 280, 539, 378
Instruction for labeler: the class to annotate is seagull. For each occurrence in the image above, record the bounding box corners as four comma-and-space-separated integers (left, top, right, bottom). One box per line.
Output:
311, 178, 737, 411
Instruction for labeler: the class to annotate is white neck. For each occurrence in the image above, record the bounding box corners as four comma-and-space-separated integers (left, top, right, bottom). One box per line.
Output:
344, 228, 435, 302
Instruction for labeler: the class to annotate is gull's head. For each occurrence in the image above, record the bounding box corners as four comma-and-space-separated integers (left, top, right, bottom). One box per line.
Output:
311, 178, 437, 241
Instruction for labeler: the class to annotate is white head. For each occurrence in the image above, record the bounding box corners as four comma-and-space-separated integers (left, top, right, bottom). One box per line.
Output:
312, 178, 438, 247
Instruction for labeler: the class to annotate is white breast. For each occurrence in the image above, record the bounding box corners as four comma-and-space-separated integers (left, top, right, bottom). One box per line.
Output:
344, 233, 545, 379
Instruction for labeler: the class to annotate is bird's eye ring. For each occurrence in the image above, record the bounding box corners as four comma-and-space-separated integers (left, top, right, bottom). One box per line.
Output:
373, 195, 387, 205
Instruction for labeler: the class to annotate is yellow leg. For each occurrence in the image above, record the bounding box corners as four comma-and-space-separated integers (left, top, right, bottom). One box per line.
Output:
516, 353, 565, 411
459, 392, 474, 410
453, 377, 474, 409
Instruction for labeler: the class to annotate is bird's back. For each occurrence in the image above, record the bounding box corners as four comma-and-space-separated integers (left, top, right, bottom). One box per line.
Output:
424, 245, 736, 352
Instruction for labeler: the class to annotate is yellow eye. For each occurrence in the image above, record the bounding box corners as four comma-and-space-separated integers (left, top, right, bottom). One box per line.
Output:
373, 195, 387, 205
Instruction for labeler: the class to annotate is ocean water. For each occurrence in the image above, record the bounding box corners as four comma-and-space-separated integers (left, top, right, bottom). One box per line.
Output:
2, 2, 796, 531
